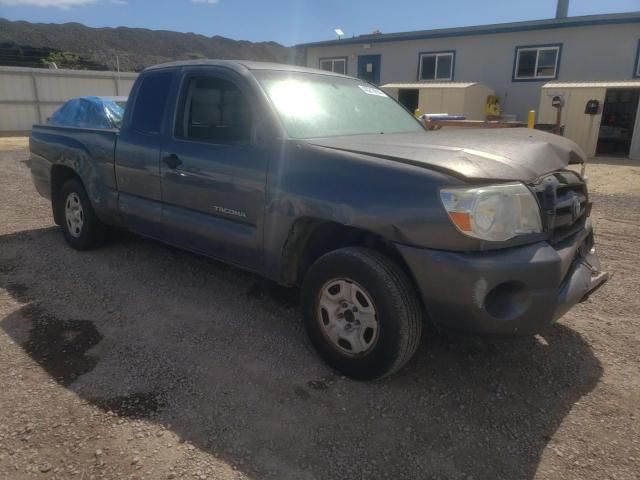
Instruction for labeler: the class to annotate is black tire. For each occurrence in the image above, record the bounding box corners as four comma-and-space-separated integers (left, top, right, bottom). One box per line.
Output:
58, 178, 107, 250
301, 247, 423, 380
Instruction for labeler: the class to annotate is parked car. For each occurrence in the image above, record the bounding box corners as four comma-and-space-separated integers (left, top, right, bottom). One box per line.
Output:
48, 96, 127, 129
29, 60, 608, 379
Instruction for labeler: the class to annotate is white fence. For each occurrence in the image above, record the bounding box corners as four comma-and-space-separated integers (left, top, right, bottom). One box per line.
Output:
0, 66, 138, 134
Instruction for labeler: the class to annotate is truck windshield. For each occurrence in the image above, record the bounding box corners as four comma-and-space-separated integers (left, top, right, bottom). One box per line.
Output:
254, 70, 424, 139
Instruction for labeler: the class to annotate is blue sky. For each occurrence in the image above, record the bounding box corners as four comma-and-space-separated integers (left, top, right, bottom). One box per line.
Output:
0, 0, 638, 46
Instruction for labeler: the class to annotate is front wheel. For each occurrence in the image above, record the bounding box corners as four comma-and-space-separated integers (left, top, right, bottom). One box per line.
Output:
301, 247, 423, 380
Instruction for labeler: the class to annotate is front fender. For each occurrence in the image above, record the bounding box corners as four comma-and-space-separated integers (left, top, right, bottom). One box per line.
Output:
262, 140, 469, 282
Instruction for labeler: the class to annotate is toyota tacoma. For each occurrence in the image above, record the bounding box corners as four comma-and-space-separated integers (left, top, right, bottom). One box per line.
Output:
29, 60, 608, 379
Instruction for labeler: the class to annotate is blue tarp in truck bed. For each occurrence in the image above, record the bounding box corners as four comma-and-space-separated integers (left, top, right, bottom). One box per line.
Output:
48, 96, 127, 129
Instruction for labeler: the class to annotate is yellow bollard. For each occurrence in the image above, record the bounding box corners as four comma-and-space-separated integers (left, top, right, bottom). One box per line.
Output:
414, 108, 421, 118
527, 110, 536, 129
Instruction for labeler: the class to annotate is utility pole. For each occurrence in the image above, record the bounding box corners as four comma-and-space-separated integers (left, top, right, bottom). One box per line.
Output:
115, 55, 121, 96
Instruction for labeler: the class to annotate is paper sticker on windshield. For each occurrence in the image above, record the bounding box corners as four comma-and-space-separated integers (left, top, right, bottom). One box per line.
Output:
359, 85, 386, 97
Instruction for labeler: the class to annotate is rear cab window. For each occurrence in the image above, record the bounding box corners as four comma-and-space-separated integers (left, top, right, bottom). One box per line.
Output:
130, 71, 174, 134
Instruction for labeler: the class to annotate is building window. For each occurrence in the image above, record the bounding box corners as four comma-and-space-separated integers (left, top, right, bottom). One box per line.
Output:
513, 44, 561, 81
418, 51, 455, 81
319, 57, 347, 75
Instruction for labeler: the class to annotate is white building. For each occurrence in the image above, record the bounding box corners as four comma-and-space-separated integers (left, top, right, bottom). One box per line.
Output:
297, 6, 640, 158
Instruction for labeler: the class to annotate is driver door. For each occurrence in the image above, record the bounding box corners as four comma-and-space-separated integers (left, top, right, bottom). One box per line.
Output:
160, 68, 268, 270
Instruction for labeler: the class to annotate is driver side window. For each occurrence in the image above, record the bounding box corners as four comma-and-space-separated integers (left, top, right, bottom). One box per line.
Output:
175, 75, 252, 144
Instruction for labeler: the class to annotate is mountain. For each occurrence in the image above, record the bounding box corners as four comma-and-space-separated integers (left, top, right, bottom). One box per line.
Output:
0, 18, 301, 72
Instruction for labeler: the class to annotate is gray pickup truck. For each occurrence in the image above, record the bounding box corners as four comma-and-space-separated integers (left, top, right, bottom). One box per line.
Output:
30, 60, 608, 379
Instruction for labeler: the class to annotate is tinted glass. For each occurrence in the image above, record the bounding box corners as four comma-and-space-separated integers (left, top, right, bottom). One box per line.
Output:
176, 76, 252, 144
517, 50, 537, 78
421, 55, 436, 80
436, 55, 453, 79
130, 71, 173, 133
255, 70, 424, 139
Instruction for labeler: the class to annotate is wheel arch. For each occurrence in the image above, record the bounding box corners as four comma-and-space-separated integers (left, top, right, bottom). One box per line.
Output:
279, 217, 418, 291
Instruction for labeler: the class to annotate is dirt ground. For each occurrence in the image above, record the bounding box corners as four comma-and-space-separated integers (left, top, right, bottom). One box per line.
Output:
572, 157, 640, 196
0, 137, 638, 480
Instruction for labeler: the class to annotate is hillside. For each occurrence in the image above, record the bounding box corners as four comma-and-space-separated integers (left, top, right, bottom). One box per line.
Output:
0, 18, 301, 72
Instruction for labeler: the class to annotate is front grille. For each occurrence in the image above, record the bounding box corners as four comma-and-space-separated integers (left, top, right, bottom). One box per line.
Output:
529, 171, 589, 244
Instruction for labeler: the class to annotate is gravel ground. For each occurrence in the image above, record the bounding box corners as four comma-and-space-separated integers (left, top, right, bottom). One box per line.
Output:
0, 138, 638, 480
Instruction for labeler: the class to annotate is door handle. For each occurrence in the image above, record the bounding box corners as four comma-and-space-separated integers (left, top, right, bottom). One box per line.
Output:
163, 153, 182, 170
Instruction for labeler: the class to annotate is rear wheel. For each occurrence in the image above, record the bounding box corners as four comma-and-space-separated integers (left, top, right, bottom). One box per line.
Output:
58, 178, 107, 250
301, 247, 423, 380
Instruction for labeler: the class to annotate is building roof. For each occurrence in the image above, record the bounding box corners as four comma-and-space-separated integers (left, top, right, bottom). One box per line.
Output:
381, 82, 479, 89
297, 11, 640, 48
543, 80, 640, 89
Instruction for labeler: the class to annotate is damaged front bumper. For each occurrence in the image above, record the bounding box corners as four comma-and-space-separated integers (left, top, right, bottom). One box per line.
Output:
397, 220, 609, 335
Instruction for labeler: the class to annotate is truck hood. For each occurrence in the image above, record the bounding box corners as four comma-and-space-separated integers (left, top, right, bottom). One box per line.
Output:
307, 128, 586, 182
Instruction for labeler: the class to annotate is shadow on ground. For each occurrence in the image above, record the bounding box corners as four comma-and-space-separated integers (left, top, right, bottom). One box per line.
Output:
1, 227, 603, 479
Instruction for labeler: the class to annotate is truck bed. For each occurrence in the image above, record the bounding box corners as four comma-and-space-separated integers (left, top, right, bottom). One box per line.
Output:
30, 124, 120, 223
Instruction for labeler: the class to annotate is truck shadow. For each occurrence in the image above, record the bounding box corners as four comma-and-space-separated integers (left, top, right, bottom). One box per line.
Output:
0, 227, 602, 480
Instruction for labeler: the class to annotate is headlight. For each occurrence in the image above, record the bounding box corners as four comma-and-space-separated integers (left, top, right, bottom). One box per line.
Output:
440, 183, 542, 241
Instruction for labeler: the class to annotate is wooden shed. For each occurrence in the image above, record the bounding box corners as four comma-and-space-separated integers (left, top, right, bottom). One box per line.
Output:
380, 82, 494, 121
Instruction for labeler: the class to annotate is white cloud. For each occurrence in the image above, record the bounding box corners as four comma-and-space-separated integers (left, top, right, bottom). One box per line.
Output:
192, 0, 220, 4
0, 0, 96, 8
110, 0, 127, 4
